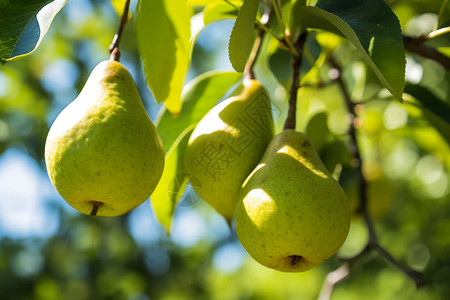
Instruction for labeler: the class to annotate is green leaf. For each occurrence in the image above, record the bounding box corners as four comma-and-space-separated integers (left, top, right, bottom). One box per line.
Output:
136, 0, 193, 114
151, 126, 195, 234
203, 0, 240, 26
293, 0, 405, 101
438, 0, 450, 28
305, 111, 330, 153
287, 0, 306, 37
404, 84, 450, 145
156, 70, 242, 152
0, 0, 67, 64
228, 0, 260, 72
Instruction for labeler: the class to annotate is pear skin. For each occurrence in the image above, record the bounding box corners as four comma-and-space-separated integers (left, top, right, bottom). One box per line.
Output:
184, 79, 274, 222
45, 60, 165, 216
235, 129, 351, 272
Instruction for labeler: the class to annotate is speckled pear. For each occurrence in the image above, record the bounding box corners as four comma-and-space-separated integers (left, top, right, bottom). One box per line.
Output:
235, 130, 351, 272
184, 79, 274, 222
45, 60, 164, 216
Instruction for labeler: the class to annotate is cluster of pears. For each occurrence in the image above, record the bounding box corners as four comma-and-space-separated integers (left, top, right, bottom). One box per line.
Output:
45, 58, 350, 272
185, 79, 351, 272
45, 59, 164, 217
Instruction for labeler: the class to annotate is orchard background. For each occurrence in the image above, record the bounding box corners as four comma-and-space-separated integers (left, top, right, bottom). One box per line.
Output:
0, 0, 449, 299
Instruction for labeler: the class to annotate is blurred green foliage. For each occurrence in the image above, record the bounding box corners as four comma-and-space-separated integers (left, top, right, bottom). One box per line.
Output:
0, 0, 449, 299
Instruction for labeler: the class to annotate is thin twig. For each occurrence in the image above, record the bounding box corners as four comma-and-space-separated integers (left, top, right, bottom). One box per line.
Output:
374, 244, 425, 287
255, 19, 283, 44
317, 265, 350, 300
283, 31, 308, 130
244, 29, 264, 80
403, 35, 450, 70
427, 26, 450, 39
269, 0, 299, 55
223, 0, 238, 9
109, 0, 131, 62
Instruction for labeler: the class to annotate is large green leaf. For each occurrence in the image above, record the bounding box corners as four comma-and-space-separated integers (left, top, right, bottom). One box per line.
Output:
136, 0, 192, 114
151, 126, 195, 234
292, 0, 405, 101
228, 0, 260, 72
156, 71, 242, 152
0, 0, 67, 64
404, 84, 450, 145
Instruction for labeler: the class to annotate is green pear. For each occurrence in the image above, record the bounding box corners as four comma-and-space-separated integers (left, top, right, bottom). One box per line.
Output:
235, 129, 351, 272
184, 79, 274, 222
45, 60, 165, 217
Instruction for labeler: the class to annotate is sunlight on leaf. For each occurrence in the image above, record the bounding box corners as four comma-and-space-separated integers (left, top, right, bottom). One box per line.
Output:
151, 126, 195, 234
228, 0, 260, 72
156, 71, 242, 152
136, 0, 192, 114
292, 0, 405, 101
203, 0, 240, 26
0, 0, 67, 64
188, 0, 216, 6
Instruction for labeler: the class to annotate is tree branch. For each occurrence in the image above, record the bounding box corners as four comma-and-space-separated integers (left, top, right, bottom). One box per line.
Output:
317, 58, 425, 299
330, 58, 378, 243
283, 31, 308, 130
374, 244, 424, 287
109, 0, 131, 62
403, 35, 450, 70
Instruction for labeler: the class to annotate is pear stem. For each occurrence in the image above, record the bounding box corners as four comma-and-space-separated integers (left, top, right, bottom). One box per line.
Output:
317, 58, 425, 300
109, 0, 131, 62
89, 201, 103, 216
283, 31, 307, 130
243, 8, 272, 81
243, 28, 263, 81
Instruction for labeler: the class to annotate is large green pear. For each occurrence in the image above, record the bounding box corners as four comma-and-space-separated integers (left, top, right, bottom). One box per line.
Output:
235, 129, 351, 272
45, 60, 165, 217
184, 79, 274, 222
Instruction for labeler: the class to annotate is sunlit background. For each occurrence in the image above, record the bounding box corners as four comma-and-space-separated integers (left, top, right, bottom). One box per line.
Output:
0, 0, 449, 299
